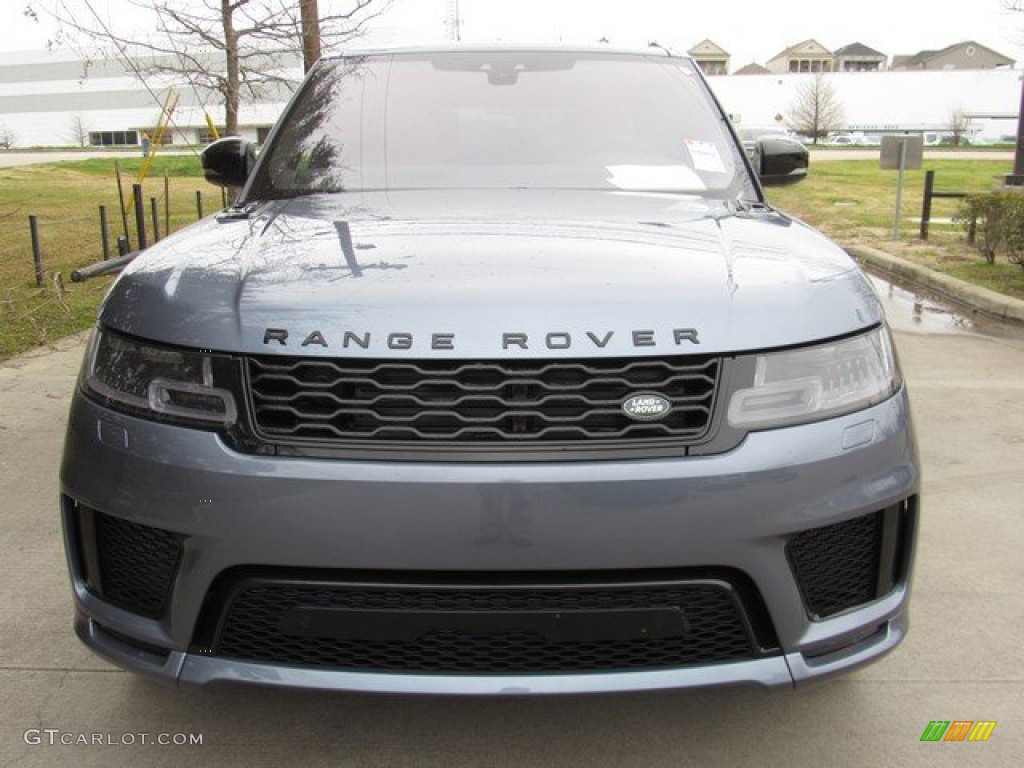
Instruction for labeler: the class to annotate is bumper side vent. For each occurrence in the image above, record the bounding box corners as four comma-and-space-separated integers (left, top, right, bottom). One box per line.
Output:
79, 504, 185, 620
787, 509, 888, 619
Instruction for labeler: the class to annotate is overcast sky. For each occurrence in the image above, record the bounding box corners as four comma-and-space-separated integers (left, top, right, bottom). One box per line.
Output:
5, 0, 1024, 67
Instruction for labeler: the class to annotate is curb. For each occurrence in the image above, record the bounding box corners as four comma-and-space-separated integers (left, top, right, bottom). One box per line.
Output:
846, 245, 1024, 326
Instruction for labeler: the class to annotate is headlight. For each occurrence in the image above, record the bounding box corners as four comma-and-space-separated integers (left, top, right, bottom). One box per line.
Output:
84, 329, 238, 426
727, 326, 901, 430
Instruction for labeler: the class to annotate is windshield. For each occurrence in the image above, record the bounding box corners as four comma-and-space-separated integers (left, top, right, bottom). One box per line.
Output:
248, 51, 753, 200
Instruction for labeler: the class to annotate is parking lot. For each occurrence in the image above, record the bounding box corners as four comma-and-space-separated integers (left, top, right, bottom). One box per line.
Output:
1, 312, 1022, 767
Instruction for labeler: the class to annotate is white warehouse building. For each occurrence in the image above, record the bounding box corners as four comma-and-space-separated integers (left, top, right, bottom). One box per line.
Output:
0, 49, 300, 149
708, 68, 1022, 140
0, 48, 1020, 148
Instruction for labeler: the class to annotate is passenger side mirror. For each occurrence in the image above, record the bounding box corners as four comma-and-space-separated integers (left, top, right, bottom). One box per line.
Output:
756, 137, 808, 186
201, 137, 256, 188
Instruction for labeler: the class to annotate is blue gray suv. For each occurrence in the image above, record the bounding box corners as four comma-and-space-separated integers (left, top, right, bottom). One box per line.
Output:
60, 47, 919, 694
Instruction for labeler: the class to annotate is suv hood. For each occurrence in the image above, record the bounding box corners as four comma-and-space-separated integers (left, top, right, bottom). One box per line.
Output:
100, 190, 882, 357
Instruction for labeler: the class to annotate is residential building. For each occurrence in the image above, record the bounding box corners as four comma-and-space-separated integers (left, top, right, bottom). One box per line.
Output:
834, 43, 887, 72
891, 41, 1014, 71
688, 39, 730, 76
733, 62, 771, 76
766, 40, 834, 74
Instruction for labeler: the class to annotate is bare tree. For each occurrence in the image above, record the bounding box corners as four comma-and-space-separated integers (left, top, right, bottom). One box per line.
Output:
67, 114, 90, 147
787, 73, 844, 144
947, 105, 970, 146
25, 0, 388, 137
0, 124, 15, 149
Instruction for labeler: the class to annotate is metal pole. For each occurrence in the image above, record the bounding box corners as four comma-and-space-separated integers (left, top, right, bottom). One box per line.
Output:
196, 190, 204, 220
99, 204, 111, 260
164, 174, 170, 237
133, 183, 147, 250
920, 170, 935, 241
150, 197, 160, 242
29, 215, 43, 287
892, 139, 906, 241
114, 160, 130, 247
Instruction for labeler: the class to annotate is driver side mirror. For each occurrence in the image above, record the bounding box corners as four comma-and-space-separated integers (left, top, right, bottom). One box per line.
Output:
755, 137, 809, 186
201, 137, 256, 188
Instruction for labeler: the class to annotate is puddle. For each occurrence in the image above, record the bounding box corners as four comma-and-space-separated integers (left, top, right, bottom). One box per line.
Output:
865, 268, 1024, 342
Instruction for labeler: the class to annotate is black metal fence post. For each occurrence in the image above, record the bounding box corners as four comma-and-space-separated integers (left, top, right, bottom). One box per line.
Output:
920, 170, 970, 242
133, 183, 147, 250
29, 215, 43, 287
196, 190, 204, 220
99, 205, 111, 260
920, 170, 935, 240
150, 197, 160, 242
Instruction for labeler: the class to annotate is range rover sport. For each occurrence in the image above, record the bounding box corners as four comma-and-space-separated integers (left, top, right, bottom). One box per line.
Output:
60, 47, 919, 694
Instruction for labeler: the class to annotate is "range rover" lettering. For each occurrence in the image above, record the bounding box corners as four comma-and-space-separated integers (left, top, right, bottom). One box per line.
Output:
262, 328, 701, 349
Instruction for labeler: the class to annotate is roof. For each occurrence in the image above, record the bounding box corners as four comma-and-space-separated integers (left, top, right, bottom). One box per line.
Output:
767, 39, 832, 64
688, 39, 729, 58
893, 41, 1014, 68
894, 49, 938, 68
733, 62, 771, 75
335, 43, 687, 59
834, 42, 885, 58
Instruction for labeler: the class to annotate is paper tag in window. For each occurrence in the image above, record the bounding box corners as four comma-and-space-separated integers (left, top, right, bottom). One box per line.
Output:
606, 165, 705, 191
686, 140, 726, 174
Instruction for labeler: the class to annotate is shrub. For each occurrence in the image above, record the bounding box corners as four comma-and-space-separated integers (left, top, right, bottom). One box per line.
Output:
955, 191, 1024, 269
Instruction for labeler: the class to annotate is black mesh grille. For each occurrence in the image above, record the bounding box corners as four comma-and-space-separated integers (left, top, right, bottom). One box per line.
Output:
787, 511, 884, 619
211, 579, 760, 673
246, 355, 720, 445
94, 511, 184, 619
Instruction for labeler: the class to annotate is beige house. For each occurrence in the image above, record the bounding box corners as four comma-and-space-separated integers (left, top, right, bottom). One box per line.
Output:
688, 39, 730, 76
733, 62, 771, 76
892, 41, 1014, 71
834, 43, 887, 72
767, 40, 834, 74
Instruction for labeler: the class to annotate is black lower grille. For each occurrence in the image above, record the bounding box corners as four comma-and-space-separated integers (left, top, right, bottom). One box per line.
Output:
208, 576, 766, 674
246, 354, 720, 447
89, 508, 184, 619
787, 510, 885, 619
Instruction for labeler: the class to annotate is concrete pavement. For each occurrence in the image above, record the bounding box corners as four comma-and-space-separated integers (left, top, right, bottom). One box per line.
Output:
0, 326, 1022, 767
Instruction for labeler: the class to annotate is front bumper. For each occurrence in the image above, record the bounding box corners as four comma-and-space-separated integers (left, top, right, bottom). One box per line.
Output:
60, 389, 919, 694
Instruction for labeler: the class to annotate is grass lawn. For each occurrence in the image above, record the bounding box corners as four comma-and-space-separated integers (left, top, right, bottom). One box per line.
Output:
0, 154, 1021, 360
0, 156, 223, 359
766, 156, 1024, 301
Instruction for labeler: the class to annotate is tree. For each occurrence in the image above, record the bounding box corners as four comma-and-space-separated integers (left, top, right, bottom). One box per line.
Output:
786, 73, 844, 145
25, 0, 388, 137
67, 114, 90, 147
0, 124, 15, 150
947, 105, 970, 146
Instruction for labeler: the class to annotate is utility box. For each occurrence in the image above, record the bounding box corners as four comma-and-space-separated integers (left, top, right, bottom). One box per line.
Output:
880, 135, 924, 169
